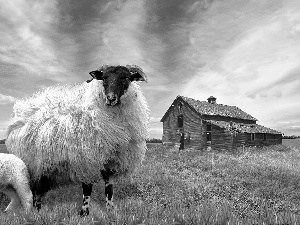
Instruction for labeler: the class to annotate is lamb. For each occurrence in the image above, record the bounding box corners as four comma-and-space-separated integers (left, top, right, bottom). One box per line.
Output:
5, 65, 149, 216
0, 153, 33, 213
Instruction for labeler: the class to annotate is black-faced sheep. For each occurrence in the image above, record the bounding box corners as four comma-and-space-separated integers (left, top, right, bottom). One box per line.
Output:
5, 65, 149, 216
0, 153, 33, 213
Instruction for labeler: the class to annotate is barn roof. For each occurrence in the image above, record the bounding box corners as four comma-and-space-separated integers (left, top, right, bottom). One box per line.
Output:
205, 120, 282, 134
160, 95, 257, 122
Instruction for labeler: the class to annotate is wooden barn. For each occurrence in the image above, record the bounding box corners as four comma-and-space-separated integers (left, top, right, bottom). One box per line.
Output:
160, 95, 282, 151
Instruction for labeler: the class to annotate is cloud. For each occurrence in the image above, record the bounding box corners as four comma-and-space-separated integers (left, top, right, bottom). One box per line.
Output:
149, 127, 163, 139
0, 94, 16, 105
0, 0, 82, 95
149, 127, 163, 132
150, 117, 161, 123
149, 117, 163, 138
79, 0, 148, 67
221, 19, 300, 99
0, 1, 60, 72
291, 126, 300, 129
0, 119, 13, 139
0, 128, 6, 140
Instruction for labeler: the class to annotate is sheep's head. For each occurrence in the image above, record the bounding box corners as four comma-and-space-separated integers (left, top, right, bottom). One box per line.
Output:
87, 65, 147, 106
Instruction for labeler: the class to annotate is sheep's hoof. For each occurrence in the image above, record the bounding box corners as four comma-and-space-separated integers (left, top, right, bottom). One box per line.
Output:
106, 201, 115, 211
79, 208, 89, 217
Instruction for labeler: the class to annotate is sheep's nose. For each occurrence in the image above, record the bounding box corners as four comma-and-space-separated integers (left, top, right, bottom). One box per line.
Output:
106, 93, 117, 102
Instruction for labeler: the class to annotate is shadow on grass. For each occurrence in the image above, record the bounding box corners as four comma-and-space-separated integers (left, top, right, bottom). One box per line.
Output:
0, 192, 10, 212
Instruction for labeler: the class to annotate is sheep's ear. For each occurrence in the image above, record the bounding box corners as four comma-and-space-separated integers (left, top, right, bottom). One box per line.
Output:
126, 65, 147, 82
130, 72, 147, 82
89, 70, 104, 80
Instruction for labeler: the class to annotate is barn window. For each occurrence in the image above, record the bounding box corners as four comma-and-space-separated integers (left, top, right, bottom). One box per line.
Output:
178, 102, 183, 113
206, 125, 212, 142
251, 133, 255, 141
207, 132, 211, 141
207, 125, 211, 131
177, 115, 183, 128
263, 133, 266, 140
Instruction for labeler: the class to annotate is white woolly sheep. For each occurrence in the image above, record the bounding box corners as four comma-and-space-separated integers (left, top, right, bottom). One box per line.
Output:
0, 153, 33, 213
5, 65, 149, 216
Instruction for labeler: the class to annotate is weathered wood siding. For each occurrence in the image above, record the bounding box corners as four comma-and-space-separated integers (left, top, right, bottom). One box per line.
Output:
203, 123, 233, 151
233, 133, 282, 148
162, 99, 203, 149
200, 123, 282, 151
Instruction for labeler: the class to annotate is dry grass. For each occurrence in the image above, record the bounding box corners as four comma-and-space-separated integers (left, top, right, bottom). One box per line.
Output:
283, 138, 300, 150
0, 139, 300, 224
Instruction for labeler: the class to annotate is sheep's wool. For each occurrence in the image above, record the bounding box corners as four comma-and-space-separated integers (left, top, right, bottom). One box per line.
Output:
6, 80, 149, 184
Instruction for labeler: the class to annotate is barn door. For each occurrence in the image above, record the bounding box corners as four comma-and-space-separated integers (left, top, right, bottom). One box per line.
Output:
179, 132, 184, 150
177, 115, 183, 128
206, 125, 212, 150
178, 114, 184, 150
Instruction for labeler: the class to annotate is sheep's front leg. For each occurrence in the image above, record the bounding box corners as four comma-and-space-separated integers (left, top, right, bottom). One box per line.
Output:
105, 180, 114, 209
79, 183, 92, 217
14, 181, 33, 212
33, 193, 42, 211
31, 176, 52, 212
101, 170, 114, 210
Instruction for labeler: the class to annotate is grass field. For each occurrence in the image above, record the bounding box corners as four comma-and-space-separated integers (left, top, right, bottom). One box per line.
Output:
1, 139, 300, 224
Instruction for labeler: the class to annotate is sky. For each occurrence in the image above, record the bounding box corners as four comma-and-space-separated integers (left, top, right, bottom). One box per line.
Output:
0, 0, 300, 140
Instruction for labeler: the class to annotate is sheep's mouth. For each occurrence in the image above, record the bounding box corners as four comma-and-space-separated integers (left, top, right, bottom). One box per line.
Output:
106, 100, 120, 106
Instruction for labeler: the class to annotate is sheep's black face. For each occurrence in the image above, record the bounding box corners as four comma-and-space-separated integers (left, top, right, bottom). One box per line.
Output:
102, 67, 131, 106
88, 65, 146, 106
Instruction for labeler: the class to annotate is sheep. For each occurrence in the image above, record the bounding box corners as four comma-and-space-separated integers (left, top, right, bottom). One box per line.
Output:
5, 65, 149, 216
0, 153, 33, 213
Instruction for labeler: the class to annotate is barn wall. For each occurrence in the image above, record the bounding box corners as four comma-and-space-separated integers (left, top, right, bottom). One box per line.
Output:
200, 121, 233, 151
206, 130, 283, 151
233, 133, 250, 148
162, 118, 173, 143
210, 125, 232, 151
162, 99, 203, 149
233, 132, 282, 148
275, 134, 283, 144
